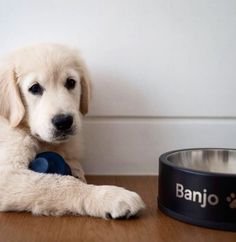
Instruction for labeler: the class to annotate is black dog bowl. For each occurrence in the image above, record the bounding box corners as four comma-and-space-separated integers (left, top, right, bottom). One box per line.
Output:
158, 148, 236, 231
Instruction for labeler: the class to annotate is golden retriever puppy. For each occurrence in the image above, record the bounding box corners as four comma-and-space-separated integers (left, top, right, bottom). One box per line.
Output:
0, 44, 145, 218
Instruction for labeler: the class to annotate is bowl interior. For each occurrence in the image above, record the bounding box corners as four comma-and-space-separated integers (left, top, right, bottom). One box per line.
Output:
167, 149, 236, 174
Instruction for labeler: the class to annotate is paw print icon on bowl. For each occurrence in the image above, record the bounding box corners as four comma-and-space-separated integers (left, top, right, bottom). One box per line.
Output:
226, 193, 236, 208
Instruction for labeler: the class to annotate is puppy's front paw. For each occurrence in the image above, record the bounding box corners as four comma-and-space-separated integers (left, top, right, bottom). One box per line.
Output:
87, 186, 145, 219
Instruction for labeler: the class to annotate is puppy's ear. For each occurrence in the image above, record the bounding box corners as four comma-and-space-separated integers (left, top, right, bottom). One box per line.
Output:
80, 71, 91, 115
77, 56, 91, 115
71, 48, 91, 115
0, 60, 25, 127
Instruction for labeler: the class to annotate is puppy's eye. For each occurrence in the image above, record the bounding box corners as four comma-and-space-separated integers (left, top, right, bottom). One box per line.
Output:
65, 78, 76, 90
28, 83, 44, 95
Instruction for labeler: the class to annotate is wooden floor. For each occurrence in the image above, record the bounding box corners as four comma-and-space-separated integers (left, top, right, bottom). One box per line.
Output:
0, 176, 235, 242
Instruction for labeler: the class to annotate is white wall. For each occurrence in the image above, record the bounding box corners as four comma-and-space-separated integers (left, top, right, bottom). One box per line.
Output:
1, 0, 236, 174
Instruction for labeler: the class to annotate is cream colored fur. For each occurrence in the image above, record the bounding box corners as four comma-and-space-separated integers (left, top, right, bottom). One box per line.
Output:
0, 44, 145, 218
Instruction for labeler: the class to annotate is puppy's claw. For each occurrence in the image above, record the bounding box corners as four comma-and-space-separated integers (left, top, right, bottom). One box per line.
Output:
116, 209, 132, 219
105, 212, 112, 219
106, 209, 132, 220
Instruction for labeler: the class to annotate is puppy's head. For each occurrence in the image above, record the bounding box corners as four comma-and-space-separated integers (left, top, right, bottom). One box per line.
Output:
0, 44, 90, 143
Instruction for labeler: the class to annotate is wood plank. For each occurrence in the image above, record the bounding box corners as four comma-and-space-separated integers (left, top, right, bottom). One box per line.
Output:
0, 176, 235, 242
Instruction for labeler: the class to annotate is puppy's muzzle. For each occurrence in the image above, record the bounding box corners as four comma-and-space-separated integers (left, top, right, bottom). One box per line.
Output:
52, 114, 73, 132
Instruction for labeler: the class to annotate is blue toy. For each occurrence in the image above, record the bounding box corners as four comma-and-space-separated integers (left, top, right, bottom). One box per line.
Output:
29, 152, 72, 176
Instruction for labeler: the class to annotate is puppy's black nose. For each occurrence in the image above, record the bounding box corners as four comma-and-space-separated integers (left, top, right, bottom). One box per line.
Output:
52, 114, 73, 131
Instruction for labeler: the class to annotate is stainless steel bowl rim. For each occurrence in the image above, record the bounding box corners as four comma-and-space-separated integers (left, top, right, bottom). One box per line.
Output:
160, 148, 236, 177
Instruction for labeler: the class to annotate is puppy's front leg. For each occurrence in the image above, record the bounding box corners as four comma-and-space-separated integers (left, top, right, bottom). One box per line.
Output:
66, 158, 87, 183
0, 170, 145, 218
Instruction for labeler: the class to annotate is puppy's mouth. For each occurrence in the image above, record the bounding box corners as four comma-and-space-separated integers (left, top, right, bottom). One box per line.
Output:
34, 127, 76, 143
53, 127, 76, 142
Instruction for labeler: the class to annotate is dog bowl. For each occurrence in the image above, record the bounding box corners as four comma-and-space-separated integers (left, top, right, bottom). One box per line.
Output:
158, 148, 236, 231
